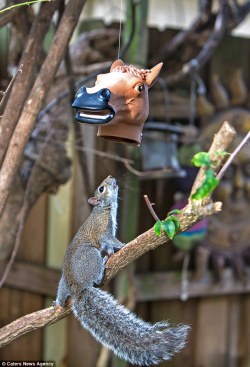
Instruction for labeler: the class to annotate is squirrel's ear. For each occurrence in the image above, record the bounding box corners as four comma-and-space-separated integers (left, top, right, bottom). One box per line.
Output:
88, 197, 101, 206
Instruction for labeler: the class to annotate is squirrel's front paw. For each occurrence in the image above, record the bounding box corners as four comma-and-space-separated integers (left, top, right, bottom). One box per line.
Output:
102, 255, 109, 269
53, 298, 68, 308
52, 300, 59, 308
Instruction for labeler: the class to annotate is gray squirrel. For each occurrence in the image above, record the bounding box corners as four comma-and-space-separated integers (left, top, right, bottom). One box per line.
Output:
55, 175, 190, 366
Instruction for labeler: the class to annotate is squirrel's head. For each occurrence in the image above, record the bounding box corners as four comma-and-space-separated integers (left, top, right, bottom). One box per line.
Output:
88, 175, 118, 207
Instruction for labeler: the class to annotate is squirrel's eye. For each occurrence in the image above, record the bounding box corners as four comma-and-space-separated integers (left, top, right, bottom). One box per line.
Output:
135, 84, 144, 92
98, 186, 105, 193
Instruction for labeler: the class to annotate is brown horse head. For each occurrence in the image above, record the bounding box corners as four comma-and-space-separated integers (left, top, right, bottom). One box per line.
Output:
72, 59, 163, 145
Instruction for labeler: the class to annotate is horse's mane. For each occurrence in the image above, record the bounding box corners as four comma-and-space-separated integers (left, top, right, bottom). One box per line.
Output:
112, 64, 150, 80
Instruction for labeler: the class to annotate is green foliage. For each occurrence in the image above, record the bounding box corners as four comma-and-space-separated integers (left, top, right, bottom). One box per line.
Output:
153, 221, 162, 237
167, 209, 181, 216
153, 211, 181, 240
191, 151, 224, 200
191, 169, 219, 200
153, 149, 226, 238
161, 220, 176, 239
191, 152, 211, 167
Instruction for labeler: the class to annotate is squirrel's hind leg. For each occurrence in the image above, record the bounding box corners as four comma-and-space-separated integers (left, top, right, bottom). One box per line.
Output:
71, 244, 105, 287
55, 275, 71, 307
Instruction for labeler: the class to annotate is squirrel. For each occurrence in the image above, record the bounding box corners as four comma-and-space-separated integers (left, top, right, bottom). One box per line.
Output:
55, 175, 190, 366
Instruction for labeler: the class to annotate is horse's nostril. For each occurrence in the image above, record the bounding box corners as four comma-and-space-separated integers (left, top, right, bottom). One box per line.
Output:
99, 88, 111, 101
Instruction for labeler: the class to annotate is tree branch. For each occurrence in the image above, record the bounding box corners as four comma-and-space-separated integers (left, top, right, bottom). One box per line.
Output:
0, 6, 18, 28
0, 0, 87, 217
154, 0, 250, 86
0, 64, 23, 115
165, 0, 229, 86
190, 120, 235, 197
0, 0, 60, 166
153, 0, 212, 62
0, 121, 237, 348
217, 130, 250, 180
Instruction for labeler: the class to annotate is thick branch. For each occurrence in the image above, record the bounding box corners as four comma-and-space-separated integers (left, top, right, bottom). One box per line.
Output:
0, 0, 87, 217
0, 121, 237, 348
0, 0, 31, 28
0, 7, 18, 28
160, 0, 250, 86
0, 304, 71, 348
165, 0, 229, 86
190, 120, 236, 197
0, 65, 23, 115
153, 0, 212, 62
0, 0, 60, 166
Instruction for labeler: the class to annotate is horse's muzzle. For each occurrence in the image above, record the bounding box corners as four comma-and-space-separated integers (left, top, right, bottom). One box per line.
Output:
72, 87, 115, 125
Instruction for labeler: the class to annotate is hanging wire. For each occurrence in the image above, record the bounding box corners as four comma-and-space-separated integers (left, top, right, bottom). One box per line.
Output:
117, 0, 123, 59
189, 58, 207, 126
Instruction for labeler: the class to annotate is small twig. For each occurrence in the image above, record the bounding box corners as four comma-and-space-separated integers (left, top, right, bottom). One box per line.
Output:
0, 203, 27, 288
0, 0, 54, 14
0, 65, 23, 115
33, 135, 134, 165
124, 160, 177, 178
217, 130, 250, 180
143, 195, 160, 221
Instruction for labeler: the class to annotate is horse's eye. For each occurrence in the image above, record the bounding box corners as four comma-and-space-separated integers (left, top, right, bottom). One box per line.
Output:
98, 185, 105, 193
135, 84, 144, 92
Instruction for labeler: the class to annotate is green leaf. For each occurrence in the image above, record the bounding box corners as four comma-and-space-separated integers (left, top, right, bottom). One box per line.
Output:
167, 209, 181, 216
169, 215, 180, 231
191, 152, 211, 167
162, 219, 176, 239
192, 169, 219, 200
154, 221, 162, 237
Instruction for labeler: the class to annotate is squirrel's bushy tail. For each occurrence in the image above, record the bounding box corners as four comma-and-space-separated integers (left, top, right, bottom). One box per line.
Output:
72, 287, 190, 366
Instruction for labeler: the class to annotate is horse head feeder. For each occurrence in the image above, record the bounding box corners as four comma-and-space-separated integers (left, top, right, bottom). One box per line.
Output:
72, 59, 163, 145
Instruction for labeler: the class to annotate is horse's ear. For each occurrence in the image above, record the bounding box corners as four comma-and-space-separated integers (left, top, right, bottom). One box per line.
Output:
146, 62, 163, 88
110, 59, 124, 71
